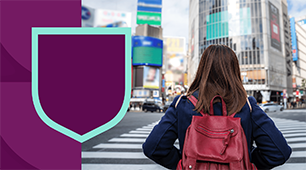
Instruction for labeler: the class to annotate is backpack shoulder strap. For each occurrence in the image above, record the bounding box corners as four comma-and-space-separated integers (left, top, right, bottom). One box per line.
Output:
175, 95, 183, 108
246, 97, 252, 113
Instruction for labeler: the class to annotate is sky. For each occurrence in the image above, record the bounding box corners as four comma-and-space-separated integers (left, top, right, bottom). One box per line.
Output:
287, 0, 306, 19
82, 0, 189, 44
82, 0, 306, 48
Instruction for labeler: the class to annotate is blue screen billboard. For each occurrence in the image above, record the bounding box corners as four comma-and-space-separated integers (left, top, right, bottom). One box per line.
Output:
132, 36, 163, 67
290, 17, 298, 61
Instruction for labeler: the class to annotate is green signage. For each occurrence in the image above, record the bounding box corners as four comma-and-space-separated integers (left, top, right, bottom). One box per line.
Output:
137, 11, 161, 26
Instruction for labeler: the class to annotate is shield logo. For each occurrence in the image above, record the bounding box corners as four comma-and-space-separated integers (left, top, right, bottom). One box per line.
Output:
31, 27, 131, 142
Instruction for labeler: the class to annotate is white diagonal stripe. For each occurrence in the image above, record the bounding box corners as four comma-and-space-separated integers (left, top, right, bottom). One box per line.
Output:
108, 138, 146, 143
93, 143, 142, 149
278, 127, 306, 131
290, 151, 306, 158
283, 133, 306, 138
281, 130, 306, 134
120, 134, 148, 137
129, 130, 150, 134
135, 128, 153, 131
273, 163, 306, 170
286, 137, 306, 143
82, 152, 147, 159
288, 143, 306, 149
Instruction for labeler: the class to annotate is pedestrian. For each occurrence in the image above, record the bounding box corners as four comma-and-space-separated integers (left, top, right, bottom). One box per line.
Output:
142, 44, 291, 169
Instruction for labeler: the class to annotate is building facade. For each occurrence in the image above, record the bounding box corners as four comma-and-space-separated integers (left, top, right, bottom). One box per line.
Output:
188, 0, 294, 103
290, 16, 306, 101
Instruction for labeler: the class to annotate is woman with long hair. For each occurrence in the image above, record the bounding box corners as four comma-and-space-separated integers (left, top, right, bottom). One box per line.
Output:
142, 44, 291, 169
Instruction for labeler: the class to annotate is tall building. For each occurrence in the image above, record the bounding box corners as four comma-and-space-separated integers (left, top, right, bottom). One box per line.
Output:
290, 16, 306, 101
188, 0, 294, 103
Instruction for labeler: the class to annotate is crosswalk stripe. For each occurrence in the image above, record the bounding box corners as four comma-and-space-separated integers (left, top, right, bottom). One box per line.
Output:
288, 143, 306, 149
281, 130, 306, 134
82, 164, 167, 170
135, 128, 153, 131
129, 130, 150, 134
286, 137, 306, 143
278, 127, 306, 131
141, 126, 154, 129
82, 152, 147, 159
282, 110, 306, 112
273, 163, 306, 170
283, 133, 306, 138
120, 134, 149, 137
290, 151, 306, 158
108, 138, 146, 143
93, 143, 142, 149
275, 123, 306, 126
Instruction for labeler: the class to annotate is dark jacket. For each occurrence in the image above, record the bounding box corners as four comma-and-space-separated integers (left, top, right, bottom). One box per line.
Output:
142, 91, 292, 169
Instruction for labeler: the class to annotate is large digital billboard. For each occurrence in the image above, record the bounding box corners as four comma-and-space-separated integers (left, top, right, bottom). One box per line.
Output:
269, 2, 282, 51
143, 66, 160, 89
206, 7, 251, 40
132, 36, 163, 67
290, 17, 299, 61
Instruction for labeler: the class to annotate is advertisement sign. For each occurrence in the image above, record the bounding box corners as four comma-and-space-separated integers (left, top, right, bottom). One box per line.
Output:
133, 89, 150, 97
132, 36, 163, 67
82, 6, 132, 28
290, 17, 299, 61
206, 7, 251, 40
137, 11, 161, 26
137, 0, 162, 13
137, 0, 162, 26
153, 90, 159, 97
269, 2, 282, 51
81, 6, 95, 27
143, 66, 160, 89
164, 37, 185, 54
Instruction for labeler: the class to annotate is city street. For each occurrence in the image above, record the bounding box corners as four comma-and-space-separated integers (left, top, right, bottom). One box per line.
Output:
82, 109, 306, 170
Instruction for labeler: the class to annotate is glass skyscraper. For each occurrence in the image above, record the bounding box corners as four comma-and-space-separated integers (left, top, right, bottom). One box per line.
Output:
188, 0, 293, 103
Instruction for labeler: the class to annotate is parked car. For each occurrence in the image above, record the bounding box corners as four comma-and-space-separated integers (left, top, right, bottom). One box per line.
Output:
142, 101, 162, 113
163, 101, 172, 112
259, 103, 284, 112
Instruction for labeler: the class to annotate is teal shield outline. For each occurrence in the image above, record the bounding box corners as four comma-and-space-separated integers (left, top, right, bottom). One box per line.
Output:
31, 27, 131, 143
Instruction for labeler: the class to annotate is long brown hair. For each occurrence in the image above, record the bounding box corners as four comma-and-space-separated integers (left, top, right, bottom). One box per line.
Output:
187, 44, 247, 115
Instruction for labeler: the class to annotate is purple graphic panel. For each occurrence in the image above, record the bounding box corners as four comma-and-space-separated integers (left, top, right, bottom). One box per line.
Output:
0, 0, 82, 169
0, 0, 81, 80
0, 83, 81, 170
38, 34, 125, 135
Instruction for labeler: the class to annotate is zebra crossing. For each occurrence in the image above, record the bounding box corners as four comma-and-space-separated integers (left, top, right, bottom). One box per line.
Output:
82, 121, 168, 170
82, 117, 306, 170
271, 117, 306, 170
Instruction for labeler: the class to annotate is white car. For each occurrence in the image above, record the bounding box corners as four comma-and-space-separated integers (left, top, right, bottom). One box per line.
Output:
259, 103, 284, 112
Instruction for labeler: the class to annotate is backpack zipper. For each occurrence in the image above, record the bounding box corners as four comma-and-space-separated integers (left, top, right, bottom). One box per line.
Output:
199, 127, 234, 135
